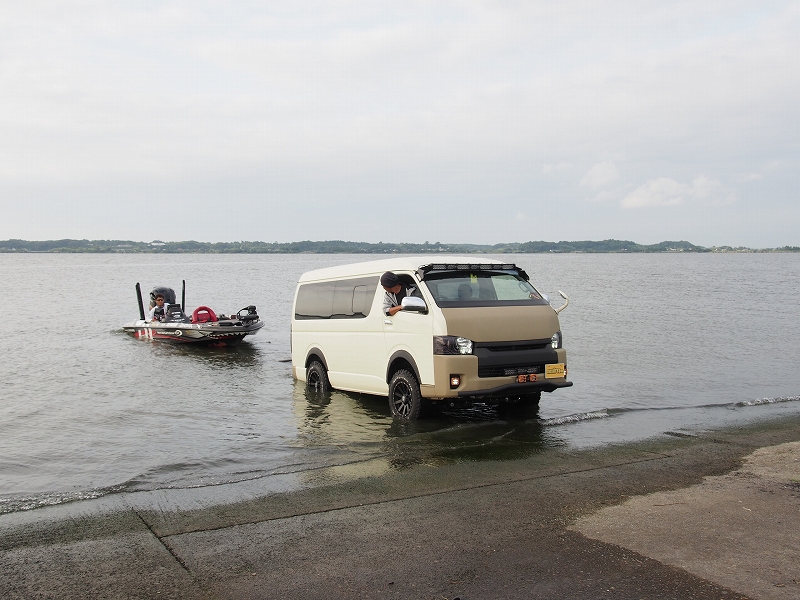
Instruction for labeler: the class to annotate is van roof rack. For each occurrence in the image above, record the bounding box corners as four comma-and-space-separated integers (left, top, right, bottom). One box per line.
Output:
416, 263, 529, 281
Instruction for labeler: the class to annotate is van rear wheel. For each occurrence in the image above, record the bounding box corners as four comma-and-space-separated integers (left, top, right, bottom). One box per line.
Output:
306, 360, 330, 393
388, 369, 427, 420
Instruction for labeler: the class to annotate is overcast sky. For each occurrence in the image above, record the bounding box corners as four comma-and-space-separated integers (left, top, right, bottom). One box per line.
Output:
2, 1, 798, 247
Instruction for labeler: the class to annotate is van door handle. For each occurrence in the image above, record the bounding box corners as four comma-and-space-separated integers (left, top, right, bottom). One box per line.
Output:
384, 319, 392, 325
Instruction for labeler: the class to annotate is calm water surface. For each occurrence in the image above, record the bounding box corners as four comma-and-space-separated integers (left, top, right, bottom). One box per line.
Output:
1, 253, 799, 514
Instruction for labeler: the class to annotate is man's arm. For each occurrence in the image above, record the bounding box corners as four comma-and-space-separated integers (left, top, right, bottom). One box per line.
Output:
384, 292, 404, 316
387, 304, 403, 316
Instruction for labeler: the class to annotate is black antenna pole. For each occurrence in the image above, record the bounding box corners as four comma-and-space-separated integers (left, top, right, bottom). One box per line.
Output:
182, 280, 186, 311
136, 283, 145, 320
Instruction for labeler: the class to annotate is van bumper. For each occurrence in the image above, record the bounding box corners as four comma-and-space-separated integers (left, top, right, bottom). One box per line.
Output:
457, 379, 572, 398
427, 352, 571, 399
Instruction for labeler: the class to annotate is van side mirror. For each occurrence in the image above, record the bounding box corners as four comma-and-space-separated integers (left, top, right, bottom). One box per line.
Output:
401, 296, 428, 313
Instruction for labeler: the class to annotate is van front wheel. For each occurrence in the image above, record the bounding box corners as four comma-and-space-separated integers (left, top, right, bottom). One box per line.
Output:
388, 369, 426, 420
306, 360, 330, 393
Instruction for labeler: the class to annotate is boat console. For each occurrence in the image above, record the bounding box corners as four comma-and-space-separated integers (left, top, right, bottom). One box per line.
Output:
163, 304, 191, 323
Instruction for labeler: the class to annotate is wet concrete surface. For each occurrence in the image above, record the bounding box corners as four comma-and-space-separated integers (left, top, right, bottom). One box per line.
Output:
571, 441, 800, 600
2, 416, 799, 599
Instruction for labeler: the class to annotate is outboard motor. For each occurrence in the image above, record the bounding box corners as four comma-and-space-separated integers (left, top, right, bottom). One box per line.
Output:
150, 287, 177, 308
237, 305, 260, 324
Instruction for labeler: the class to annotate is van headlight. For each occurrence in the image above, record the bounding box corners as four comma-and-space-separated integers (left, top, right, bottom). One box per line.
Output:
434, 336, 473, 355
551, 331, 562, 349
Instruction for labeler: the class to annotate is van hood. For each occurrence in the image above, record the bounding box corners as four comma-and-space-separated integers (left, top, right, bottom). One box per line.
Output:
441, 305, 559, 342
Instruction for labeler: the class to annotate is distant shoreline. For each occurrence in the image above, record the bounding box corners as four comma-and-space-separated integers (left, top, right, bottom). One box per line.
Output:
1, 238, 798, 254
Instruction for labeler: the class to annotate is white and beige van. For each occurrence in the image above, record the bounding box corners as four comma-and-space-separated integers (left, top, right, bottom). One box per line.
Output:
291, 257, 571, 419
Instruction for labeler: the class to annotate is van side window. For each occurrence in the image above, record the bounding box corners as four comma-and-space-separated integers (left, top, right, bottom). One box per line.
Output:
353, 285, 369, 316
332, 285, 354, 317
295, 277, 378, 319
295, 281, 336, 319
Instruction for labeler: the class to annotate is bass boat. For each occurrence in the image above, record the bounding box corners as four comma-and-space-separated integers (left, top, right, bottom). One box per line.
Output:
122, 281, 264, 346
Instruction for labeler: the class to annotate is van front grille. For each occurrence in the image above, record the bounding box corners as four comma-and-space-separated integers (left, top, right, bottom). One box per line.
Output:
479, 364, 545, 378
485, 342, 548, 352
473, 339, 557, 379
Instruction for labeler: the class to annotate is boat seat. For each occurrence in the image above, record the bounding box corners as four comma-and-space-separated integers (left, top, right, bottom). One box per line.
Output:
192, 306, 218, 323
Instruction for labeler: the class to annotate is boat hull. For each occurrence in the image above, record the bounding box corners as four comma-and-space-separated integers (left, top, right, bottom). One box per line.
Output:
122, 320, 264, 346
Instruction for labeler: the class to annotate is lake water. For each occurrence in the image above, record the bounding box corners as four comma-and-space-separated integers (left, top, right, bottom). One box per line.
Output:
1, 252, 799, 514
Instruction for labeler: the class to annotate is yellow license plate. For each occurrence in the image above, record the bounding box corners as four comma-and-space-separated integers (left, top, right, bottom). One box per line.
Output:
545, 363, 565, 379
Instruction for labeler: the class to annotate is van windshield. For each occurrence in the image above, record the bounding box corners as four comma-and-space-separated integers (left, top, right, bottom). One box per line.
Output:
423, 271, 549, 308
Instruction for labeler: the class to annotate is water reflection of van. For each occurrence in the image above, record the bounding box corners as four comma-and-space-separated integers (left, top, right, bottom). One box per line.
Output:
291, 257, 572, 420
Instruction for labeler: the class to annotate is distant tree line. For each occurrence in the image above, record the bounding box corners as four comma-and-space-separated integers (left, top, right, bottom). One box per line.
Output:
1, 238, 797, 253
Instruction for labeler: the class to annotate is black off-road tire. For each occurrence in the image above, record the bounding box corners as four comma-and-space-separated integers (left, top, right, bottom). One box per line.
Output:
388, 369, 428, 420
306, 360, 330, 393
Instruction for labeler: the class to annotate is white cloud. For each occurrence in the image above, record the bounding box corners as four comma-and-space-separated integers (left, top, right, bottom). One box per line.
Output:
622, 178, 689, 208
580, 162, 619, 189
690, 176, 736, 205
621, 176, 735, 208
542, 162, 574, 174
587, 189, 622, 204
735, 173, 763, 182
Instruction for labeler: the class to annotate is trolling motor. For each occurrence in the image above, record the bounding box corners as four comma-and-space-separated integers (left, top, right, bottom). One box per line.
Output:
236, 305, 260, 323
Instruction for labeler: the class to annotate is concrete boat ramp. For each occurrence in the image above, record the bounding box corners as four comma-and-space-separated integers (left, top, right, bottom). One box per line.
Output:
2, 417, 799, 600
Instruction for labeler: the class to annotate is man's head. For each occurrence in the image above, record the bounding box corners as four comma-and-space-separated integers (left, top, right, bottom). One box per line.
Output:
155, 294, 165, 304
380, 271, 402, 293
